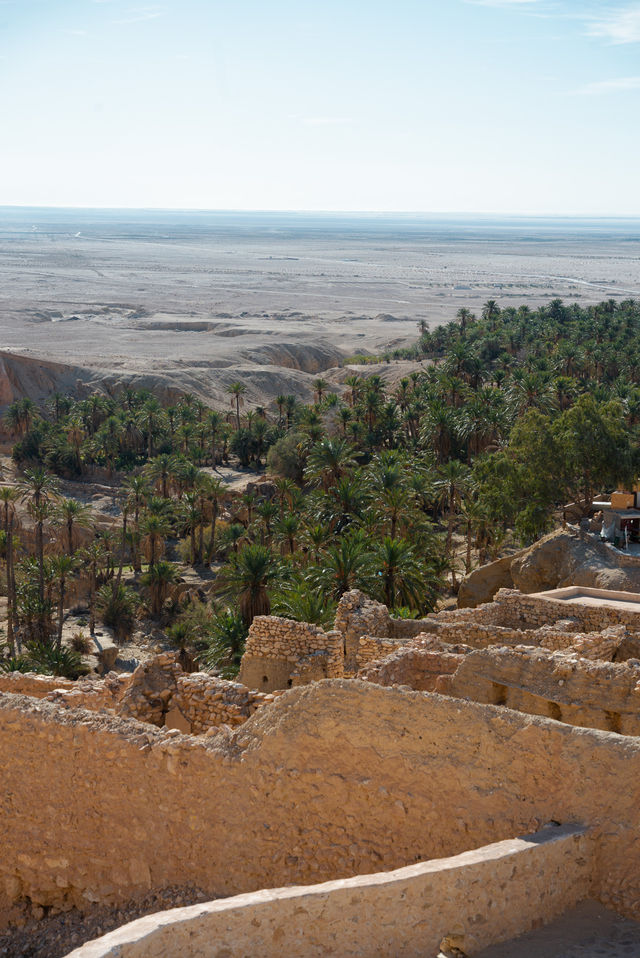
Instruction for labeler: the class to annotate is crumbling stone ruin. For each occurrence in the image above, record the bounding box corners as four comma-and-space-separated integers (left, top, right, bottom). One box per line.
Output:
5, 584, 640, 956
0, 653, 278, 737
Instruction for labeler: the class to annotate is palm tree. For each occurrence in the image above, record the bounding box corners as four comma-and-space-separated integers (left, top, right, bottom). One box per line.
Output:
112, 500, 129, 595
301, 523, 328, 564
378, 486, 410, 540
256, 500, 278, 545
273, 477, 297, 514
343, 375, 363, 408
284, 395, 297, 430
0, 486, 19, 534
275, 513, 299, 555
435, 460, 471, 590
337, 406, 352, 436
272, 579, 336, 628
274, 394, 287, 424
456, 307, 474, 332
305, 437, 356, 492
202, 477, 226, 565
252, 418, 269, 468
206, 409, 224, 468
482, 299, 500, 329
140, 512, 171, 570
18, 468, 59, 604
173, 459, 200, 498
83, 393, 107, 436
80, 539, 105, 636
309, 531, 374, 600
144, 453, 178, 499
313, 378, 329, 403
124, 473, 150, 574
56, 498, 91, 554
181, 492, 201, 565
373, 536, 428, 610
217, 543, 281, 625
50, 554, 77, 650
4, 398, 36, 437
139, 397, 165, 459
66, 416, 86, 471
141, 560, 179, 617
227, 381, 246, 431
325, 474, 369, 532
2, 514, 19, 655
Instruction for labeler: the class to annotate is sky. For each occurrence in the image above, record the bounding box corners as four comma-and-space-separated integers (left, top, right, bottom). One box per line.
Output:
1, 0, 639, 213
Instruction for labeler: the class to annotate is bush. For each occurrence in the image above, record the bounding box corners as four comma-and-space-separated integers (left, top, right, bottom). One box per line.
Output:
25, 640, 88, 679
0, 654, 34, 673
71, 631, 92, 653
266, 432, 307, 482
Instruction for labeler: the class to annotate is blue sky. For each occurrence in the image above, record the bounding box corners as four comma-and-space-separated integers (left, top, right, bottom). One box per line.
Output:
1, 0, 639, 213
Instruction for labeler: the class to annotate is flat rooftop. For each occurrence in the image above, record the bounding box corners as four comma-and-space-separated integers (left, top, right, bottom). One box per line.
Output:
532, 586, 640, 614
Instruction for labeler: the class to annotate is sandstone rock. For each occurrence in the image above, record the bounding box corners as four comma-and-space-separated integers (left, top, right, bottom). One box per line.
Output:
459, 530, 640, 610
457, 552, 523, 609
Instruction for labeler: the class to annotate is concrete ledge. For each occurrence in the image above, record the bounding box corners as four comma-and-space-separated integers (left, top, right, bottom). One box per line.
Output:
531, 586, 640, 611
66, 824, 591, 958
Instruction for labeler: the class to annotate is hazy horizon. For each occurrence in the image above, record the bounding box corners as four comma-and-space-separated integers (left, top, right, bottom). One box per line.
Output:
3, 206, 640, 220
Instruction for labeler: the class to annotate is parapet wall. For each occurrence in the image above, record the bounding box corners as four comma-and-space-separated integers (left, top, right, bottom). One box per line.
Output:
448, 646, 640, 735
67, 825, 591, 958
1, 681, 640, 926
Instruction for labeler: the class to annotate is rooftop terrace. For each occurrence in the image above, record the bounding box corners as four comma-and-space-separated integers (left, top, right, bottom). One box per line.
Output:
533, 586, 640, 613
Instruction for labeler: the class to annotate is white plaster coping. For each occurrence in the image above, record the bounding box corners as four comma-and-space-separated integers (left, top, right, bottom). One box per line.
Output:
66, 823, 590, 958
531, 586, 640, 611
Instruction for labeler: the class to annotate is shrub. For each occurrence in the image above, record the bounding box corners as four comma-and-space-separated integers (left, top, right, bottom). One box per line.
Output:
25, 640, 88, 679
0, 655, 34, 673
266, 432, 307, 482
71, 630, 92, 654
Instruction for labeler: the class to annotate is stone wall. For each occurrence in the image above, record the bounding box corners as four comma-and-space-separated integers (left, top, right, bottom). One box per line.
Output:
115, 654, 276, 733
355, 634, 406, 669
2, 681, 640, 925
448, 645, 640, 735
239, 616, 344, 692
37, 656, 277, 736
237, 593, 467, 689
333, 590, 392, 670
173, 673, 277, 734
0, 672, 77, 699
67, 825, 591, 958
488, 588, 640, 632
46, 673, 128, 713
431, 588, 640, 633
358, 637, 467, 691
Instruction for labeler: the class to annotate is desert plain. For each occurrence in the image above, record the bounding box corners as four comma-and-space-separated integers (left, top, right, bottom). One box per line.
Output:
1, 208, 639, 407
